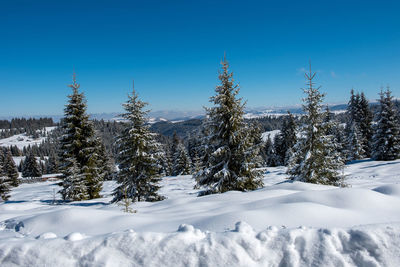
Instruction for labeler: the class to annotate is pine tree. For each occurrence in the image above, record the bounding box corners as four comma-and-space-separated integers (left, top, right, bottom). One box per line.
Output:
372, 88, 400, 160
0, 162, 12, 201
346, 90, 373, 158
46, 149, 59, 174
191, 151, 203, 174
59, 74, 104, 200
96, 140, 115, 181
172, 142, 192, 175
287, 65, 344, 185
3, 150, 19, 186
22, 152, 42, 178
263, 135, 276, 167
61, 158, 88, 201
359, 92, 373, 156
274, 112, 297, 166
346, 122, 365, 161
112, 86, 165, 203
194, 56, 263, 193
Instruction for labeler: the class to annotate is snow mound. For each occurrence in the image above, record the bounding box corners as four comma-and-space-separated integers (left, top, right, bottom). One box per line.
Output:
1, 223, 399, 266
65, 232, 86, 241
36, 232, 57, 239
373, 184, 400, 197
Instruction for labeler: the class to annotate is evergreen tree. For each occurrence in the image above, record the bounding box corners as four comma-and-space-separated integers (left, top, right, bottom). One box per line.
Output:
346, 122, 365, 161
61, 158, 88, 201
372, 88, 400, 160
263, 135, 276, 167
172, 142, 192, 175
3, 150, 19, 186
59, 74, 104, 200
195, 56, 263, 193
287, 65, 344, 185
191, 151, 203, 174
274, 112, 297, 166
46, 149, 59, 174
0, 162, 12, 201
359, 92, 373, 156
112, 87, 164, 203
346, 90, 373, 158
22, 152, 42, 178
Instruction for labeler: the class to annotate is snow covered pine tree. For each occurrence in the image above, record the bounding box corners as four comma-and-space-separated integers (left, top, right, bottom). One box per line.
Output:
172, 142, 192, 176
0, 158, 13, 201
3, 150, 19, 186
22, 152, 42, 178
372, 87, 400, 160
287, 64, 344, 185
273, 112, 297, 166
59, 74, 106, 201
195, 55, 263, 193
112, 84, 165, 203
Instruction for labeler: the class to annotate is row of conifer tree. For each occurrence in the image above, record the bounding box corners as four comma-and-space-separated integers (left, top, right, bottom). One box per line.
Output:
1, 57, 400, 202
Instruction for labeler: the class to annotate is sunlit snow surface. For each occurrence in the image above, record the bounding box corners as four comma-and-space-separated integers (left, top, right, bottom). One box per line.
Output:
1, 159, 400, 266
0, 127, 56, 150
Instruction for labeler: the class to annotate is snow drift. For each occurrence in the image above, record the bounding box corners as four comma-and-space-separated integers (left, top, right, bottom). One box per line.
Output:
1, 222, 399, 267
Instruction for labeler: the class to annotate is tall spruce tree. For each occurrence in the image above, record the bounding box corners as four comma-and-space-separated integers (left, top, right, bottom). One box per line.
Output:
46, 149, 59, 174
274, 112, 297, 166
194, 56, 263, 193
287, 65, 344, 185
346, 90, 373, 158
59, 74, 104, 200
22, 152, 42, 178
0, 161, 12, 201
172, 142, 192, 175
3, 150, 19, 187
346, 122, 365, 161
112, 86, 164, 203
359, 92, 373, 156
372, 88, 400, 160
263, 135, 276, 167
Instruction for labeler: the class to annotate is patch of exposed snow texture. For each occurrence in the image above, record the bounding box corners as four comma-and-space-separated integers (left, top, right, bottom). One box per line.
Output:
261, 130, 280, 142
0, 159, 400, 265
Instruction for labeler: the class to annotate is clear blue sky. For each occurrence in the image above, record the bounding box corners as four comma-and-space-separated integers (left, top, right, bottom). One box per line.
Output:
1, 0, 399, 116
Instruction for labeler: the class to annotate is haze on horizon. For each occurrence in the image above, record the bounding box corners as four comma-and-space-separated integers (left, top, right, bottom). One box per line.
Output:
1, 0, 399, 117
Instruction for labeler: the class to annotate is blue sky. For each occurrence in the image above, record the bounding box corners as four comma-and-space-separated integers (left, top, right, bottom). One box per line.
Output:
0, 0, 399, 116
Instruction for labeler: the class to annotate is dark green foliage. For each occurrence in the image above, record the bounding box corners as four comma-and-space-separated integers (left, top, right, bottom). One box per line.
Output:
46, 149, 59, 174
112, 88, 165, 203
22, 152, 42, 178
287, 66, 344, 185
372, 88, 400, 160
3, 151, 19, 186
273, 112, 297, 166
0, 162, 12, 201
345, 89, 373, 158
195, 56, 263, 193
172, 142, 192, 175
59, 75, 106, 201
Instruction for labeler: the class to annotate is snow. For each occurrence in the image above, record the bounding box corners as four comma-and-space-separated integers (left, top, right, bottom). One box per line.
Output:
0, 126, 56, 149
261, 130, 280, 142
1, 159, 400, 265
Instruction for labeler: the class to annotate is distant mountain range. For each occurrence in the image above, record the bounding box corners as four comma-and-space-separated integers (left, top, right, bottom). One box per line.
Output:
0, 103, 359, 123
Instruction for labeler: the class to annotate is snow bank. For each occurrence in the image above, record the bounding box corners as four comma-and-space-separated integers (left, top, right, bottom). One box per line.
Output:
2, 159, 400, 266
1, 222, 399, 266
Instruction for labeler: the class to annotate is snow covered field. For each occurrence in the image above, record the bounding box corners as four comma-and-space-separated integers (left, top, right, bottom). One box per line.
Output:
1, 159, 400, 266
0, 127, 56, 149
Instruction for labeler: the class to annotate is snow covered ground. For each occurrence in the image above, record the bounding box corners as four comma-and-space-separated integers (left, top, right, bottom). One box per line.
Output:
0, 126, 56, 149
261, 130, 280, 142
1, 159, 400, 266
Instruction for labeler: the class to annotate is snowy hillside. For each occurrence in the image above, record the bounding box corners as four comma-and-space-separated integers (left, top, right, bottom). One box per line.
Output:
1, 159, 400, 266
0, 126, 56, 149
